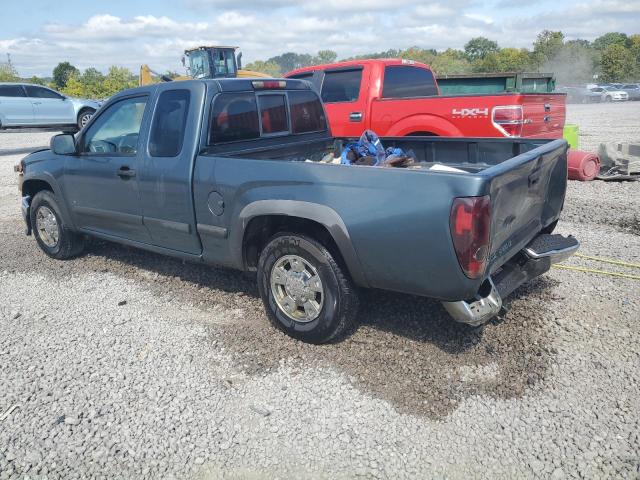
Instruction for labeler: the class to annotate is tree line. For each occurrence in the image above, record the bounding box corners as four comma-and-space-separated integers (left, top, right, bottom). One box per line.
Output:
246, 31, 640, 85
0, 30, 638, 100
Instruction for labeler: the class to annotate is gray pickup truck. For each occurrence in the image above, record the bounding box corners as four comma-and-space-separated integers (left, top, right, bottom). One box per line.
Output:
17, 78, 578, 343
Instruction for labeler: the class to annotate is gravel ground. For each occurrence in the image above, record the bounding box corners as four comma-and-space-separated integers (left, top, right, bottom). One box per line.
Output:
0, 103, 639, 479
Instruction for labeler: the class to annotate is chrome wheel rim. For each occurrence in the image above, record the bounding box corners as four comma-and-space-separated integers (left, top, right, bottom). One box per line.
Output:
270, 255, 324, 323
35, 206, 59, 248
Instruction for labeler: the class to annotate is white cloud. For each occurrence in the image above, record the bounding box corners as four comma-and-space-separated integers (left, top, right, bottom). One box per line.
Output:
2, 1, 638, 77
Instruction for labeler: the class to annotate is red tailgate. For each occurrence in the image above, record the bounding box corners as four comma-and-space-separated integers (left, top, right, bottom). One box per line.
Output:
521, 93, 566, 139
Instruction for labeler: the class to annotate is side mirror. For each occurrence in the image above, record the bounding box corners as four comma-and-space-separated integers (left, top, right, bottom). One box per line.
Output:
51, 134, 76, 155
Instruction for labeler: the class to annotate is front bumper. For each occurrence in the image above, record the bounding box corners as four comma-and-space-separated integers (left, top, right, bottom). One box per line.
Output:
21, 195, 32, 235
442, 234, 579, 326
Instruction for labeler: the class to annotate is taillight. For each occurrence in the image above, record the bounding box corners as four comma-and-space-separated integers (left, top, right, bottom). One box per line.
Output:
492, 105, 524, 137
450, 196, 491, 279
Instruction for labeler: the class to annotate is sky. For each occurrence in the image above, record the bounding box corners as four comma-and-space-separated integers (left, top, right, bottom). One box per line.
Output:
1, 0, 639, 77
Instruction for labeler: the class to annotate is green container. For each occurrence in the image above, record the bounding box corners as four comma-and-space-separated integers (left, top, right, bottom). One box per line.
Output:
563, 124, 580, 150
437, 72, 556, 95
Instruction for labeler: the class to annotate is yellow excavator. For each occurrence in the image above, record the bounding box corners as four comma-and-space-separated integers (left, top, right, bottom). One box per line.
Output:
140, 45, 269, 86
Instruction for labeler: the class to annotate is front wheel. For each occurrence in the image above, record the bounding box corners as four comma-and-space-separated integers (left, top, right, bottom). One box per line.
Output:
604, 96, 612, 103
30, 191, 85, 259
257, 233, 359, 343
77, 109, 95, 129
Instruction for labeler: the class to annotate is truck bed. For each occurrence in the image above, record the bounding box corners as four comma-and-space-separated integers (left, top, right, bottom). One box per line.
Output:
218, 135, 556, 173
210, 136, 569, 300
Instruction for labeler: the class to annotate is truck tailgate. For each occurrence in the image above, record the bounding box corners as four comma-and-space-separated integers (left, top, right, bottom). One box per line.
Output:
521, 93, 566, 138
484, 138, 568, 273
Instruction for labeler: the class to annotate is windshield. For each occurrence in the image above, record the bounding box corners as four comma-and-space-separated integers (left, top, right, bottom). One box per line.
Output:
188, 50, 210, 79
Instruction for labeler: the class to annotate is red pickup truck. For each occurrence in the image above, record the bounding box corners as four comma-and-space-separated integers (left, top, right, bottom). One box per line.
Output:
285, 59, 566, 139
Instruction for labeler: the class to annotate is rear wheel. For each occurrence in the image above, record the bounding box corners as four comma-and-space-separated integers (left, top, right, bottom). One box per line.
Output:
257, 233, 359, 343
30, 191, 85, 259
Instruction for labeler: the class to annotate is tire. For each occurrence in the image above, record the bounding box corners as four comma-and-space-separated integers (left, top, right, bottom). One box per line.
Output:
604, 96, 612, 103
257, 233, 359, 344
30, 190, 85, 259
77, 109, 95, 129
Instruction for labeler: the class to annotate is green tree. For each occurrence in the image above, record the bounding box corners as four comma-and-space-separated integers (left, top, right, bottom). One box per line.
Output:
474, 48, 532, 73
532, 30, 564, 66
80, 68, 106, 97
27, 75, 46, 85
0, 62, 20, 82
52, 61, 80, 89
267, 52, 314, 73
315, 50, 337, 64
101, 66, 136, 97
244, 60, 282, 77
593, 32, 629, 51
464, 37, 499, 61
600, 44, 635, 82
400, 47, 437, 65
431, 49, 472, 75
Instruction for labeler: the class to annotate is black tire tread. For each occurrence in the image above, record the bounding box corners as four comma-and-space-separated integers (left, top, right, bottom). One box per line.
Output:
257, 232, 359, 344
30, 190, 84, 260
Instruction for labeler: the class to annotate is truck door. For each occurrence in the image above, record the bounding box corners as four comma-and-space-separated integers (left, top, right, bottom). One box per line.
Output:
138, 84, 205, 254
24, 85, 75, 125
64, 95, 151, 243
319, 66, 368, 137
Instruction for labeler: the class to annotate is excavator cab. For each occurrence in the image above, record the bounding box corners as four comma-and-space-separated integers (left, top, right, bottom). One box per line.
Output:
183, 46, 241, 79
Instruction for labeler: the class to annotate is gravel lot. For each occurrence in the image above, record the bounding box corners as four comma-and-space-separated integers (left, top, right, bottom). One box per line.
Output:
1, 102, 639, 479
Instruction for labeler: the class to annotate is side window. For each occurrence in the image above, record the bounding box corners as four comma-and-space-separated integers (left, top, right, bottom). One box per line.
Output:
81, 97, 147, 154
382, 66, 438, 98
209, 92, 260, 144
258, 94, 288, 134
149, 89, 190, 157
321, 69, 362, 103
289, 90, 326, 134
25, 86, 63, 99
0, 85, 26, 97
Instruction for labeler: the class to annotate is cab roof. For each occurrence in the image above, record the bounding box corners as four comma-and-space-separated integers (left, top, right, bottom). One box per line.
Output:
286, 58, 432, 77
111, 78, 313, 100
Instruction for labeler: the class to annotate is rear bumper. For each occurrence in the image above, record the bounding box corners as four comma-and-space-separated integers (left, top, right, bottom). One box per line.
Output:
442, 234, 579, 326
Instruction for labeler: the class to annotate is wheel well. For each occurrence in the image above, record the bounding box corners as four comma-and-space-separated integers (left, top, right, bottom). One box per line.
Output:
22, 179, 53, 197
243, 215, 344, 271
78, 107, 96, 118
407, 131, 438, 136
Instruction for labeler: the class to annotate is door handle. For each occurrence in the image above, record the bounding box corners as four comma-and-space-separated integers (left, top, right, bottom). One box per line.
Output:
32, 101, 42, 105
349, 112, 363, 122
117, 166, 136, 178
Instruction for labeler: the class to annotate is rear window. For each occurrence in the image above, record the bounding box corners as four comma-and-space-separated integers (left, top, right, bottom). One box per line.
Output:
382, 66, 438, 98
149, 89, 190, 157
0, 85, 25, 97
321, 69, 362, 103
209, 92, 260, 144
258, 94, 288, 134
289, 90, 326, 134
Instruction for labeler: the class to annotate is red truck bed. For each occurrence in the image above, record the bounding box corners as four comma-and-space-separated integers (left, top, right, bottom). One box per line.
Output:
285, 59, 566, 140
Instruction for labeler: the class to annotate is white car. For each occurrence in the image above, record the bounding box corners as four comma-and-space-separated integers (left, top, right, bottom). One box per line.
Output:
0, 83, 101, 130
589, 86, 629, 102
